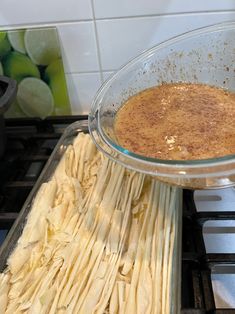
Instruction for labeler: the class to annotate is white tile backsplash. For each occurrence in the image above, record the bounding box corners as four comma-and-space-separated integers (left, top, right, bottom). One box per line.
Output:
102, 71, 115, 82
96, 12, 235, 71
58, 22, 100, 73
66, 73, 101, 114
0, 0, 92, 27
94, 0, 235, 18
1, 1, 235, 113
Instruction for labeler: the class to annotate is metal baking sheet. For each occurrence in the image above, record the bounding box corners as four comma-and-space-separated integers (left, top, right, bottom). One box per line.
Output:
0, 120, 88, 272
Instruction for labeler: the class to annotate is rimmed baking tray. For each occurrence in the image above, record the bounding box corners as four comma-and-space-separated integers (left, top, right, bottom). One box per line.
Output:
0, 120, 88, 272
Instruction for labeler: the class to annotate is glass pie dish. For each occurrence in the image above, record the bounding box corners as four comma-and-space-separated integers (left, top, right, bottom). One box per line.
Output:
89, 21, 235, 189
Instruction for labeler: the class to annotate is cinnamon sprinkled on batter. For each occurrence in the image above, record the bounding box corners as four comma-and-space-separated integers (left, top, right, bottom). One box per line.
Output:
114, 83, 235, 160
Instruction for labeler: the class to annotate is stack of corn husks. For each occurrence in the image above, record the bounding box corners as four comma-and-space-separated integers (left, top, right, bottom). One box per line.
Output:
0, 133, 182, 313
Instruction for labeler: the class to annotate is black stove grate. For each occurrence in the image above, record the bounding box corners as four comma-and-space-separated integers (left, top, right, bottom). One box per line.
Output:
0, 116, 234, 313
182, 190, 235, 313
0, 116, 87, 229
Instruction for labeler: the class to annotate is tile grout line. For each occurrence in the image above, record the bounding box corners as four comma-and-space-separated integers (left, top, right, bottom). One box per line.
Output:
0, 20, 92, 30
94, 9, 235, 20
1, 9, 235, 30
65, 70, 115, 75
91, 0, 104, 83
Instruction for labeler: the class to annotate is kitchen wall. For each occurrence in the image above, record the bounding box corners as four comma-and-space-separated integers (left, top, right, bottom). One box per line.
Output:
1, 0, 235, 114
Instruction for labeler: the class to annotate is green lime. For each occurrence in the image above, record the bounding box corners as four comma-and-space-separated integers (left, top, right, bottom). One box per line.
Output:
24, 28, 61, 66
7, 30, 26, 54
2, 51, 40, 83
4, 100, 26, 118
44, 59, 71, 115
0, 62, 3, 75
17, 77, 54, 118
0, 32, 6, 41
0, 32, 11, 59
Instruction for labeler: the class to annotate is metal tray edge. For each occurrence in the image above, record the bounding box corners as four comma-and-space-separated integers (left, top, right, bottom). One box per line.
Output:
0, 120, 88, 272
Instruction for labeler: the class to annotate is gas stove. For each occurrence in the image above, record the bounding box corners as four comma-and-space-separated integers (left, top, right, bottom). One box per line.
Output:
0, 116, 235, 313
0, 116, 86, 235
183, 189, 235, 312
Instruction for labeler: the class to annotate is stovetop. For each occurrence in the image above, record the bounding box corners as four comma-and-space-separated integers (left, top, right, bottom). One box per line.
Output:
0, 116, 235, 313
0, 116, 86, 232
183, 189, 235, 312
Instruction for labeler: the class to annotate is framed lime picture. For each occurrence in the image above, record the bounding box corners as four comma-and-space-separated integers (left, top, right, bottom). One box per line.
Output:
0, 27, 71, 118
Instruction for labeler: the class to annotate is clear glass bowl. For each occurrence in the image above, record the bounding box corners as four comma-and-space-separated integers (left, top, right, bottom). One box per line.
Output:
89, 22, 235, 189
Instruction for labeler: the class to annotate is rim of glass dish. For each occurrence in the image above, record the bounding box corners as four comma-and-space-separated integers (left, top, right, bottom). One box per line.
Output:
90, 21, 235, 169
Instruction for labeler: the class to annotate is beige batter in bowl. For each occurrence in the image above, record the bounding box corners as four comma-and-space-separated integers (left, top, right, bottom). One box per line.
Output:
89, 22, 235, 189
